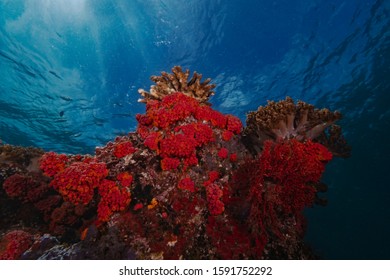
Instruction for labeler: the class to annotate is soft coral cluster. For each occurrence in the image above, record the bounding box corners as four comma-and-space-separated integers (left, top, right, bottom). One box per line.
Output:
95, 135, 137, 163
39, 151, 134, 225
206, 216, 252, 259
117, 172, 133, 187
2, 173, 49, 203
260, 139, 333, 188
113, 141, 136, 159
205, 183, 224, 216
0, 230, 34, 260
97, 179, 131, 222
118, 88, 246, 258
40, 151, 69, 177
49, 161, 108, 205
136, 91, 242, 179
137, 91, 241, 137
203, 171, 224, 215
235, 138, 334, 256
178, 177, 195, 192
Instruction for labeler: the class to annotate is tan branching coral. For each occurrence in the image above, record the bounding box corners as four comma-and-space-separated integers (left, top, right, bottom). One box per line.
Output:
243, 97, 350, 157
138, 66, 216, 105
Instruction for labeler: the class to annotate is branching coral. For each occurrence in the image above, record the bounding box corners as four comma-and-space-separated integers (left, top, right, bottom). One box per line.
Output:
243, 97, 350, 156
138, 66, 216, 104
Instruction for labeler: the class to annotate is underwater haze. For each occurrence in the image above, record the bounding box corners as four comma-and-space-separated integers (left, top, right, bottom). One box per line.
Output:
0, 0, 389, 259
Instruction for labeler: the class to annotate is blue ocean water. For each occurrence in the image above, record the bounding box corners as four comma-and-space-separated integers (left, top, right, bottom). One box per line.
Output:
0, 0, 389, 259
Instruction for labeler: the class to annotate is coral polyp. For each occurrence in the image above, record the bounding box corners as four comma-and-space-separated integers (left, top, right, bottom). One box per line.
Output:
0, 67, 350, 259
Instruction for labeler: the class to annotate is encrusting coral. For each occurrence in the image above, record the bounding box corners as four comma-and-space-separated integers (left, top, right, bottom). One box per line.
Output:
0, 66, 350, 260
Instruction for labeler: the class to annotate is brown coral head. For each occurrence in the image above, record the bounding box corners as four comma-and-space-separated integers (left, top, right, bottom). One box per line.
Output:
138, 66, 216, 105
0, 144, 44, 168
243, 97, 348, 156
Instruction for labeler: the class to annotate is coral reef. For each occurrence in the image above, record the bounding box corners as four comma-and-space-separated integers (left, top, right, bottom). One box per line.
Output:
0, 67, 350, 259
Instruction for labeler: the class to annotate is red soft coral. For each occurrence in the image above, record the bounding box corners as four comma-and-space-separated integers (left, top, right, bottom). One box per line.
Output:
0, 230, 33, 260
161, 157, 181, 171
136, 92, 241, 178
143, 92, 198, 129
222, 130, 234, 141
243, 138, 333, 251
117, 172, 133, 187
182, 151, 198, 168
159, 134, 197, 158
143, 132, 161, 151
260, 139, 332, 187
177, 123, 215, 146
226, 115, 243, 134
3, 174, 33, 199
113, 141, 136, 158
97, 179, 131, 222
217, 147, 229, 159
40, 152, 69, 177
3, 174, 48, 203
195, 105, 227, 128
229, 153, 237, 162
50, 162, 108, 205
207, 170, 220, 184
206, 183, 225, 215
178, 177, 195, 192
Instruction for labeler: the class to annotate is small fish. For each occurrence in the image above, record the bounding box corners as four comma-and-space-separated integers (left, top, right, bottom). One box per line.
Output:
80, 224, 98, 241
59, 111, 64, 117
